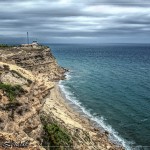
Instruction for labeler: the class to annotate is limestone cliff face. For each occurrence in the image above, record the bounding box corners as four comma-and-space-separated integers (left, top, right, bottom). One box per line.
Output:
0, 45, 66, 150
0, 45, 66, 81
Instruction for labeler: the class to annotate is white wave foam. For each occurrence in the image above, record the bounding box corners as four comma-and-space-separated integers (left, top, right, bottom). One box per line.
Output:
65, 72, 72, 80
59, 74, 133, 150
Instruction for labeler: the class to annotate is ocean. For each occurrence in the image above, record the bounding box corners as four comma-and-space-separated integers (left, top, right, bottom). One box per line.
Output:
48, 43, 150, 149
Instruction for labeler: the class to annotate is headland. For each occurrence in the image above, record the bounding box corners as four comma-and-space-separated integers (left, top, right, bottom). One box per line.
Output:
0, 43, 124, 150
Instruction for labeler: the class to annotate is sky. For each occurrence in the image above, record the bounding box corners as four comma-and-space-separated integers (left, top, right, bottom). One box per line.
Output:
0, 0, 150, 44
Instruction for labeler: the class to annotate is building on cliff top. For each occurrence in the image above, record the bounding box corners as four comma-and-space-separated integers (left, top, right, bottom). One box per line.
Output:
21, 41, 39, 48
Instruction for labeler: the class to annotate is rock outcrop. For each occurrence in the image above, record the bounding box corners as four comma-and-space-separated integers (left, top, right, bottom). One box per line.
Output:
0, 45, 66, 81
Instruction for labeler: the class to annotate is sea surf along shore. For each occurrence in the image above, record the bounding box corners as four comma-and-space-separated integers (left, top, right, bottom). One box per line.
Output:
43, 82, 125, 150
50, 43, 150, 150
0, 43, 124, 150
57, 73, 131, 149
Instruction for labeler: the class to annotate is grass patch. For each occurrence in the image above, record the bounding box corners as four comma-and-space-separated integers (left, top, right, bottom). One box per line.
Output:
42, 119, 73, 150
0, 83, 24, 102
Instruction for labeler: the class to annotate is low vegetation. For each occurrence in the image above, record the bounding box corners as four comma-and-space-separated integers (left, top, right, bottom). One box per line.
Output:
0, 44, 14, 47
44, 123, 71, 150
41, 115, 73, 150
0, 83, 24, 102
0, 44, 9, 47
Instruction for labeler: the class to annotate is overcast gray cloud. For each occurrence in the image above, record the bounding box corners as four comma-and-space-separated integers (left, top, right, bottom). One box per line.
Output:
0, 0, 150, 43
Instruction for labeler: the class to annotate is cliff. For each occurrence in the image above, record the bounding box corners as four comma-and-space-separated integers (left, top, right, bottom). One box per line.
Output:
0, 45, 66, 81
0, 45, 66, 150
0, 44, 124, 150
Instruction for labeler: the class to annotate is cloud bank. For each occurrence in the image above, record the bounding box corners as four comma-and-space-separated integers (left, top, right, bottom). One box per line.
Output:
0, 0, 150, 43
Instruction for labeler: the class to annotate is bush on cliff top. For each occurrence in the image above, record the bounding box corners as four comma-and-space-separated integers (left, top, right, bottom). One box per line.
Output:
0, 44, 14, 47
0, 83, 24, 102
0, 44, 9, 47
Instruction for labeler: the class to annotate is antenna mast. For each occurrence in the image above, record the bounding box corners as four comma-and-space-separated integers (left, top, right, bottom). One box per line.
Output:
27, 32, 29, 44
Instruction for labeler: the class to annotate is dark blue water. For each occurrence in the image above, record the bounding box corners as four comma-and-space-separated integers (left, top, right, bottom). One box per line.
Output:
48, 44, 150, 149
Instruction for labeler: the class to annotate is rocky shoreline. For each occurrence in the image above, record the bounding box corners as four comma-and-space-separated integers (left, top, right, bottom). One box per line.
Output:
0, 44, 124, 150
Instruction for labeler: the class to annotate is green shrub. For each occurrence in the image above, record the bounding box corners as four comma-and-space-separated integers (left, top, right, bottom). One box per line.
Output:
0, 44, 9, 47
43, 123, 72, 150
0, 44, 14, 47
0, 83, 24, 102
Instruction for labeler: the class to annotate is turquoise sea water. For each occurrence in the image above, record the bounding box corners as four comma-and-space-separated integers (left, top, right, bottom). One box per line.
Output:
48, 44, 150, 149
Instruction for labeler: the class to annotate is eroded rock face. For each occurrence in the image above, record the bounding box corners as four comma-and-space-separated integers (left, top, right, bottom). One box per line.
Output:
0, 46, 66, 81
0, 66, 48, 149
0, 45, 65, 149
